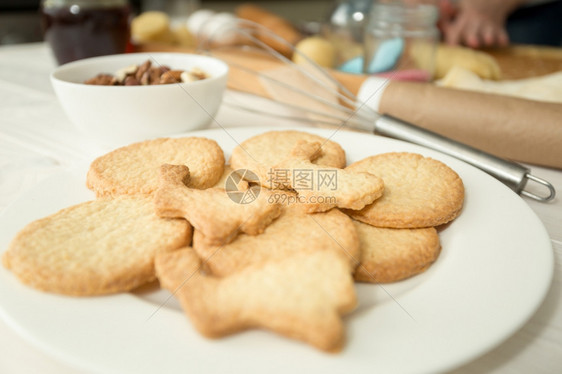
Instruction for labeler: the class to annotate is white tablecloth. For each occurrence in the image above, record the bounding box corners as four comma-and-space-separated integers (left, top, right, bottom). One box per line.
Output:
1, 43, 561, 374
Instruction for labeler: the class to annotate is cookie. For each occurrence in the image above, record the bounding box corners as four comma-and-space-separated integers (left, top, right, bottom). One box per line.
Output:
87, 137, 225, 197
353, 220, 441, 283
2, 195, 191, 296
211, 165, 249, 191
270, 140, 384, 212
154, 164, 282, 245
155, 248, 357, 352
346, 153, 464, 228
193, 202, 360, 276
229, 130, 346, 188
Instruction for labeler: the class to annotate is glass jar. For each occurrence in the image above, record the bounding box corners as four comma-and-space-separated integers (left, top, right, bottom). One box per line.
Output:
363, 3, 439, 81
41, 0, 131, 65
324, 0, 373, 69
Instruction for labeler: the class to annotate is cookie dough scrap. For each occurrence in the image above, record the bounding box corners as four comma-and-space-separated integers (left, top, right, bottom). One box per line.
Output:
270, 141, 384, 213
434, 44, 501, 80
154, 164, 282, 246
155, 248, 357, 352
353, 220, 441, 283
193, 203, 360, 276
87, 137, 225, 197
346, 152, 464, 228
229, 130, 346, 188
2, 195, 191, 296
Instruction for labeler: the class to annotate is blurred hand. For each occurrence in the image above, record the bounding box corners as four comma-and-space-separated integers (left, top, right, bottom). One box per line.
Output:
439, 0, 525, 48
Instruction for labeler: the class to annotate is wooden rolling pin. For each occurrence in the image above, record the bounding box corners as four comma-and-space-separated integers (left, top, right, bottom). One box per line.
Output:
235, 3, 303, 58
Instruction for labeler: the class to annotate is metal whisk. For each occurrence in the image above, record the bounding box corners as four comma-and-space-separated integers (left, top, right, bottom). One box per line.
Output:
197, 19, 555, 202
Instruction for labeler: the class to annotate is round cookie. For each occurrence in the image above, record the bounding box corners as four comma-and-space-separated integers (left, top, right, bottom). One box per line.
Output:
229, 130, 346, 187
192, 204, 360, 277
2, 195, 191, 296
352, 220, 441, 283
346, 152, 464, 228
87, 137, 225, 197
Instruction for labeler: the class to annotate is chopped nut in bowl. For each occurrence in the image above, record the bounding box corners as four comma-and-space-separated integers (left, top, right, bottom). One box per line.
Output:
51, 53, 228, 146
84, 59, 211, 86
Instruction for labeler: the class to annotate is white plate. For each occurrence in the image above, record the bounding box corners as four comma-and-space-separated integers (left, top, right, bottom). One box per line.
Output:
0, 127, 553, 374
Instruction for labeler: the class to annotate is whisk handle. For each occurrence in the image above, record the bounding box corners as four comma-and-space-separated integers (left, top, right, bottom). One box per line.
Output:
374, 115, 556, 202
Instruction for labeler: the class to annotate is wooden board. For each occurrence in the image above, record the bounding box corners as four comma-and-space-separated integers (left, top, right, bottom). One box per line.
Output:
484, 45, 562, 79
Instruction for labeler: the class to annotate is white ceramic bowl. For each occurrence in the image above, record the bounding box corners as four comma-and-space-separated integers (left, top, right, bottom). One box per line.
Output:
51, 52, 228, 146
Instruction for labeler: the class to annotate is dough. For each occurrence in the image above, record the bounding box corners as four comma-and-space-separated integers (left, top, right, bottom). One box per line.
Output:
438, 67, 562, 103
293, 37, 336, 68
434, 44, 501, 80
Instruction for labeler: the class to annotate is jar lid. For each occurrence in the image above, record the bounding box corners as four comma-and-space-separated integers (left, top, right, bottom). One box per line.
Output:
42, 0, 128, 8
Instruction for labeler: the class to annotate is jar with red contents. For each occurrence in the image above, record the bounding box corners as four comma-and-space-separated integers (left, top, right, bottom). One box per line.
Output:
41, 0, 132, 65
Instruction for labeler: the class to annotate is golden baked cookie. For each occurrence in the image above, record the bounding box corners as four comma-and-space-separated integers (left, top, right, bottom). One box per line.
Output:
87, 137, 225, 197
2, 195, 191, 296
346, 152, 464, 228
193, 203, 360, 276
155, 247, 357, 352
270, 140, 384, 213
353, 220, 441, 283
155, 164, 282, 246
211, 165, 249, 191
229, 130, 346, 188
